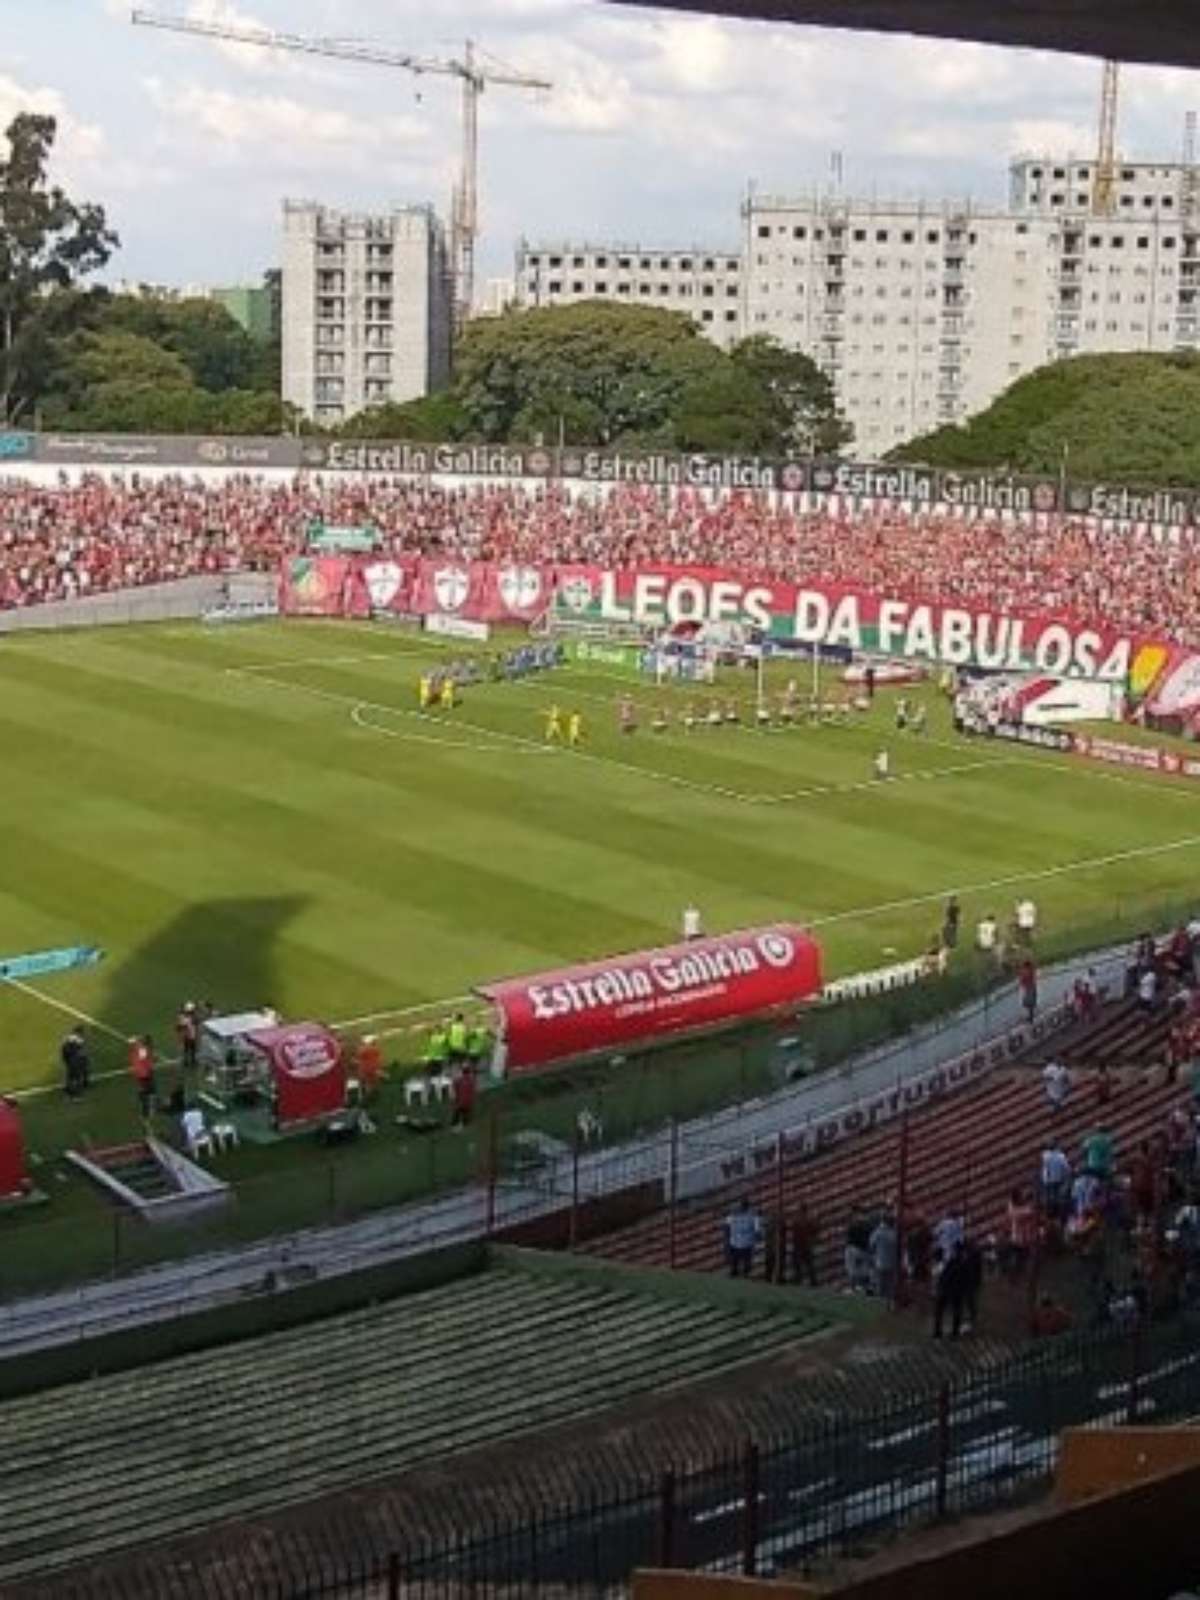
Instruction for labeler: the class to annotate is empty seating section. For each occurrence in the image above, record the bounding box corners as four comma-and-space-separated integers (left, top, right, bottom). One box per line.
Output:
587, 1006, 1186, 1282
0, 1262, 807, 1585
1048, 996, 1178, 1070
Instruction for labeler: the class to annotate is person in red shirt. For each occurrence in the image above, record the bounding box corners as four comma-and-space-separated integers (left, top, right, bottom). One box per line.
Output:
129, 1035, 156, 1119
354, 1035, 384, 1099
451, 1064, 477, 1130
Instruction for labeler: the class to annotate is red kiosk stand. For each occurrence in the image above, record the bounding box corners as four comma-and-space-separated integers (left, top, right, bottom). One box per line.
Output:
242, 1023, 347, 1130
0, 1098, 32, 1199
477, 923, 823, 1077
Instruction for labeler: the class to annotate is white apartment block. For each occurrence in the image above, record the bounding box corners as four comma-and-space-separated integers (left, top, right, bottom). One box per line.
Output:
744, 158, 1200, 456
514, 242, 745, 347
282, 201, 452, 425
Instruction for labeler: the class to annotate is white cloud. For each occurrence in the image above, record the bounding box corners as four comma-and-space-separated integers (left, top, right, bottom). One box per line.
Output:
0, 72, 108, 170
143, 76, 428, 158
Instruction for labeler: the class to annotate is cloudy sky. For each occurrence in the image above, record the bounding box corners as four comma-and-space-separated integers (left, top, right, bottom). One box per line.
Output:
9, 0, 1200, 293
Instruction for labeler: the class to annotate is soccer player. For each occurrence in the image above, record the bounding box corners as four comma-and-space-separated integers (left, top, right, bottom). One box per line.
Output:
895, 696, 909, 732
652, 706, 668, 733
874, 747, 891, 781
619, 696, 637, 734
911, 703, 927, 735
545, 703, 564, 743
756, 699, 772, 728
706, 701, 723, 728
418, 673, 433, 710
440, 675, 457, 711
567, 710, 584, 747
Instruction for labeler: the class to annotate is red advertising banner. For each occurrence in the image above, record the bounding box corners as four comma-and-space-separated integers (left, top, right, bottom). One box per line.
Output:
246, 1023, 346, 1127
278, 554, 1149, 680
478, 924, 823, 1076
1071, 732, 1200, 781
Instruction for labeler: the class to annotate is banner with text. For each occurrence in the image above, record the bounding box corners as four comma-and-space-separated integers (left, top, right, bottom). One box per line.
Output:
279, 555, 1144, 678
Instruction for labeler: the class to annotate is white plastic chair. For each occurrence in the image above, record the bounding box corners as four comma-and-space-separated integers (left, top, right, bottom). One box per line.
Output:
429, 1071, 454, 1103
187, 1129, 215, 1161
212, 1122, 240, 1152
404, 1076, 431, 1109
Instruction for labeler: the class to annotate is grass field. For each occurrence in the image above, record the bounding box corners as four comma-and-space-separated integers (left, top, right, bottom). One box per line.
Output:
2, 615, 1200, 1094
3, 616, 1200, 1295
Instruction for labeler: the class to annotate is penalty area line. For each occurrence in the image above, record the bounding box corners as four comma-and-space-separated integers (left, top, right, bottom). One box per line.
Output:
0, 976, 126, 1042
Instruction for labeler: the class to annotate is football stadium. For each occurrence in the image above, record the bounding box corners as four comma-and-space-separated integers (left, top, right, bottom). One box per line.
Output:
7, 3, 1200, 1600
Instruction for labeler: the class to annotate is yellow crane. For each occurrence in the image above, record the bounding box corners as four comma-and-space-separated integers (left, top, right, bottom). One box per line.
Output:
130, 8, 551, 333
1092, 59, 1120, 217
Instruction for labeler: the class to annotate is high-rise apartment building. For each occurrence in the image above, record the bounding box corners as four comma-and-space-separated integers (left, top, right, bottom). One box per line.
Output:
509, 157, 1200, 456
513, 242, 745, 347
744, 158, 1200, 453
282, 201, 452, 425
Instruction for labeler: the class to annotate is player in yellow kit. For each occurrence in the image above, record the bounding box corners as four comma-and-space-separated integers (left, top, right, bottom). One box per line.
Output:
418, 674, 433, 710
440, 675, 457, 711
567, 710, 584, 747
544, 704, 564, 743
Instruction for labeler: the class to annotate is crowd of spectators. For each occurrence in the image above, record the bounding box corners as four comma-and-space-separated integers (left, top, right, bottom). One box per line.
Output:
4, 473, 1200, 641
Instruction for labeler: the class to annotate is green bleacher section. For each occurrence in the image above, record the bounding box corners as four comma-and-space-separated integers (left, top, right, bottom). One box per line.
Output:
0, 1253, 828, 1586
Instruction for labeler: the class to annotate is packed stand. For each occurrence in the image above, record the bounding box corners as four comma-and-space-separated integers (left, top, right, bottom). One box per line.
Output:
3, 474, 1200, 640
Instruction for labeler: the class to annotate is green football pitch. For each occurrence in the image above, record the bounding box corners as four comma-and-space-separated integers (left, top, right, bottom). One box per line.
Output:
2, 616, 1199, 1098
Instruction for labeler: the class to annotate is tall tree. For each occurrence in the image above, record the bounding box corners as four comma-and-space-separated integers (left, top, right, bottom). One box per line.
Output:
729, 335, 852, 455
0, 114, 117, 424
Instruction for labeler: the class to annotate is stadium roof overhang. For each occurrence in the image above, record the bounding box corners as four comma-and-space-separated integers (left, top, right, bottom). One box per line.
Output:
605, 0, 1200, 72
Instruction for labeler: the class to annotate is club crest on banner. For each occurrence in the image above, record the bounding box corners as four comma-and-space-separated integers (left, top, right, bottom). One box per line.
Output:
498, 565, 542, 613
433, 565, 471, 613
363, 561, 405, 609
557, 575, 594, 613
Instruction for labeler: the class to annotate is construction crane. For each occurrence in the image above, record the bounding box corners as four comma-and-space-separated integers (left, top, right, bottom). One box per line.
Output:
129, 8, 551, 333
1092, 58, 1120, 217
1182, 111, 1199, 230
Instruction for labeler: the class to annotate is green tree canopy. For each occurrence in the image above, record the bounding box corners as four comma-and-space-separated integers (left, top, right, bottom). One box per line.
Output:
889, 351, 1200, 484
97, 293, 261, 392
0, 113, 117, 423
444, 302, 848, 454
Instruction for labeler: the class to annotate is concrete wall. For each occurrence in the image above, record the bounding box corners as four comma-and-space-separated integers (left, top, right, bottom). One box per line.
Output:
0, 573, 275, 634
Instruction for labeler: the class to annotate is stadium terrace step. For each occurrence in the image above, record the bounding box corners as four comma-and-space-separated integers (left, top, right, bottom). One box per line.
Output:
585, 1065, 1185, 1284
0, 1258, 827, 1586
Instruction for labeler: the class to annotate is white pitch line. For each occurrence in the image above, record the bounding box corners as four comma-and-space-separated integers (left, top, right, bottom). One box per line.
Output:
328, 829, 1200, 1046
806, 831, 1200, 931
0, 977, 126, 1041
334, 993, 474, 1029
348, 702, 546, 754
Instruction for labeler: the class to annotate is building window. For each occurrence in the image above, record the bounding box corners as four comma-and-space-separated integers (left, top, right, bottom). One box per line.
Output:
572, 280, 584, 293
595, 255, 608, 268
757, 225, 770, 238
853, 228, 866, 242
595, 281, 607, 293
725, 310, 737, 322
639, 285, 651, 296
876, 229, 889, 242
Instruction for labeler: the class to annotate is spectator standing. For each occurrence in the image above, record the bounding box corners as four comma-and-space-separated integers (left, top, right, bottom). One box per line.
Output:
1003, 1187, 1037, 1279
1042, 1058, 1070, 1112
790, 1201, 820, 1287
129, 1035, 156, 1119
942, 896, 961, 952
60, 1027, 90, 1099
1018, 957, 1038, 1022
450, 1064, 476, 1130
175, 1003, 199, 1074
934, 1242, 969, 1339
725, 1198, 761, 1278
844, 1206, 872, 1291
870, 1211, 899, 1301
1041, 1142, 1071, 1219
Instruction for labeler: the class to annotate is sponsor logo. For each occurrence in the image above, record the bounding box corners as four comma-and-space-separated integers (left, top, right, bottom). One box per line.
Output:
779, 463, 807, 492
498, 565, 542, 613
432, 566, 471, 613
363, 561, 406, 610
757, 932, 795, 970
525, 449, 552, 476
301, 443, 329, 468
810, 463, 837, 492
559, 451, 584, 479
1031, 481, 1058, 513
196, 440, 230, 465
0, 431, 33, 460
279, 1033, 340, 1079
